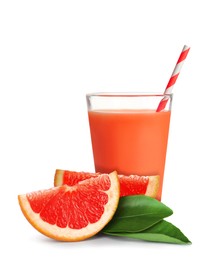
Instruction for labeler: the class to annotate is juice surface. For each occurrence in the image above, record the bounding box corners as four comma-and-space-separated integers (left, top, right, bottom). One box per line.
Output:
88, 109, 171, 200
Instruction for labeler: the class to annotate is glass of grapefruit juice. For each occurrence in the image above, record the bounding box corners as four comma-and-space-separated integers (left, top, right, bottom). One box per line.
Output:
86, 93, 172, 201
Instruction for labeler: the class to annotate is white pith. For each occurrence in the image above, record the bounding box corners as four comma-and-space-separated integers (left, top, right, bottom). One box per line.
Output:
145, 175, 159, 197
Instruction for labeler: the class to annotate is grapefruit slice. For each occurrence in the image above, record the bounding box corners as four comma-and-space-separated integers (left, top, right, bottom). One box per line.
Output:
18, 171, 120, 241
54, 170, 159, 198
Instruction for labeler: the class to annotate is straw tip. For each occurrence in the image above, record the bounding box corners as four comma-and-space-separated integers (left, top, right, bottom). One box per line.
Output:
183, 45, 190, 50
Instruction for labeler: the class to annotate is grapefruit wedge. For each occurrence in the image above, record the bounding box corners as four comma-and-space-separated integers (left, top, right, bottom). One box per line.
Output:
54, 170, 159, 198
18, 171, 120, 241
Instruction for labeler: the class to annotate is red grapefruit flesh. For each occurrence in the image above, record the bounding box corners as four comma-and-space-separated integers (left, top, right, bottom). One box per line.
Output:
18, 171, 120, 241
54, 170, 159, 198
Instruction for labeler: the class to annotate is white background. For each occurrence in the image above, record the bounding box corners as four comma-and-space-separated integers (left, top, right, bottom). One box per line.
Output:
0, 0, 212, 259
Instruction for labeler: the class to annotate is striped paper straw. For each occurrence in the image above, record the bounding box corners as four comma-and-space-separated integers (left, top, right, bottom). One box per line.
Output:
156, 45, 190, 112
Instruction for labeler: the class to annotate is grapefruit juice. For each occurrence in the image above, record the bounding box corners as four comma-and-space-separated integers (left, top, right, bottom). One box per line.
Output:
88, 109, 171, 200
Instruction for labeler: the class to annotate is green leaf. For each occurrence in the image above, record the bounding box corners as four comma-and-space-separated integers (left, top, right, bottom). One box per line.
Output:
103, 220, 191, 244
102, 195, 173, 232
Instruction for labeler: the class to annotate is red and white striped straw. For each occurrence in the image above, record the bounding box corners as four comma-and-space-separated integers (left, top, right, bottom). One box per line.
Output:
156, 45, 190, 112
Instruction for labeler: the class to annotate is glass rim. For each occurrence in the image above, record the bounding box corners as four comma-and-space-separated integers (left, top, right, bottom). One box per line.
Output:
86, 92, 173, 98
